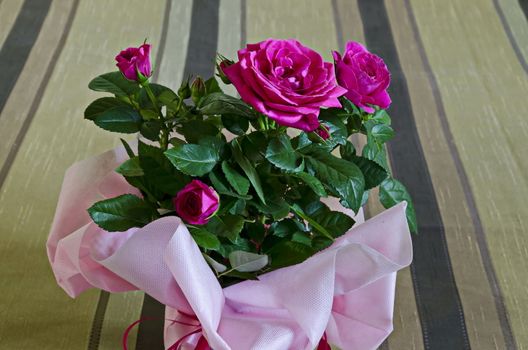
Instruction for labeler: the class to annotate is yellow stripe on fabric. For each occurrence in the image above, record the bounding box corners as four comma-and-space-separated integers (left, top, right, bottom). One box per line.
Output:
155, 0, 193, 92
98, 291, 145, 350
0, 0, 23, 47
386, 1, 510, 348
246, 0, 338, 62
218, 0, 242, 96
410, 0, 528, 348
0, 0, 165, 349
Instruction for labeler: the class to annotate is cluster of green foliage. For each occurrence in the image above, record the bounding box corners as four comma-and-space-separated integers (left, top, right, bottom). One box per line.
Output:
84, 70, 416, 285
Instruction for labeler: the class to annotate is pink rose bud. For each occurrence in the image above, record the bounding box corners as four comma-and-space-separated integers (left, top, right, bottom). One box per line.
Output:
223, 39, 347, 132
216, 58, 234, 84
115, 43, 152, 82
333, 42, 391, 113
173, 180, 219, 225
315, 124, 331, 140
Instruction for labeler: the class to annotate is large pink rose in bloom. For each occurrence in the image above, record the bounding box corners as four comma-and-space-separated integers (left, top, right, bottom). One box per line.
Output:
223, 39, 347, 132
173, 180, 219, 225
115, 44, 152, 82
333, 42, 391, 113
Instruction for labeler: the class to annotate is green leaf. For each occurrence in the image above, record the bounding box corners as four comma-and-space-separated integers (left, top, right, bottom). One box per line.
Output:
352, 156, 388, 190
139, 109, 159, 121
222, 161, 250, 195
88, 72, 140, 96
189, 227, 221, 250
267, 241, 316, 269
206, 214, 245, 241
371, 109, 391, 125
340, 141, 356, 159
198, 92, 253, 117
120, 138, 135, 158
232, 139, 266, 204
251, 196, 290, 221
228, 251, 268, 272
115, 157, 144, 177
270, 219, 305, 238
265, 134, 300, 171
140, 120, 162, 141
139, 83, 179, 110
208, 171, 252, 200
341, 146, 388, 190
222, 114, 249, 135
87, 194, 158, 232
138, 142, 190, 195
241, 131, 267, 162
165, 144, 219, 176
302, 147, 365, 211
292, 172, 327, 197
362, 141, 389, 172
370, 123, 394, 143
379, 178, 418, 233
179, 120, 219, 144
91, 105, 141, 133
290, 204, 334, 240
203, 254, 227, 273
84, 97, 127, 120
304, 201, 354, 238
205, 77, 223, 94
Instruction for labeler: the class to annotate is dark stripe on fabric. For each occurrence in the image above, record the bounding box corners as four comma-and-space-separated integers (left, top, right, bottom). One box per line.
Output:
493, 0, 528, 74
356, 1, 470, 349
378, 339, 390, 350
240, 0, 247, 49
183, 0, 220, 78
404, 0, 518, 348
136, 1, 221, 348
0, 0, 51, 118
136, 294, 166, 350
0, 0, 79, 191
518, 0, 528, 21
87, 291, 110, 350
152, 0, 172, 83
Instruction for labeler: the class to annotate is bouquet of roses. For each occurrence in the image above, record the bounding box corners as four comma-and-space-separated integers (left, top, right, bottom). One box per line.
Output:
47, 39, 415, 350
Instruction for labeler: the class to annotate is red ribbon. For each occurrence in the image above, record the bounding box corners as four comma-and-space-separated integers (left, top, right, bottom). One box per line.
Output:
122, 311, 210, 350
317, 332, 331, 350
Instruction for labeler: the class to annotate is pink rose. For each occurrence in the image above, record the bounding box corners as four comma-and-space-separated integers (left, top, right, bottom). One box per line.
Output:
115, 44, 152, 82
173, 180, 219, 225
333, 42, 391, 113
223, 39, 346, 132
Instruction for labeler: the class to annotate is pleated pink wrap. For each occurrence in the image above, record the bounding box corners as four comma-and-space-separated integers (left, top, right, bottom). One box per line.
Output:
47, 146, 412, 350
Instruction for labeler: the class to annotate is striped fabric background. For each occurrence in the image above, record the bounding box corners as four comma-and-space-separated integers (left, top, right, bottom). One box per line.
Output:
0, 0, 527, 349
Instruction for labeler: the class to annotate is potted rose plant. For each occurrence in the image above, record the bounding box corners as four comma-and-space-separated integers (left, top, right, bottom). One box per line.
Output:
47, 39, 415, 350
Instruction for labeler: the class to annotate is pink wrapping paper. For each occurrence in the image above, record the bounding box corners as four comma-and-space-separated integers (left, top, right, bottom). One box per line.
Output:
47, 147, 413, 350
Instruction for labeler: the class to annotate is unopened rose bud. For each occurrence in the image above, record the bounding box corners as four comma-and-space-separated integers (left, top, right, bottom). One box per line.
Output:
309, 124, 331, 142
191, 76, 206, 105
216, 59, 234, 84
178, 77, 191, 99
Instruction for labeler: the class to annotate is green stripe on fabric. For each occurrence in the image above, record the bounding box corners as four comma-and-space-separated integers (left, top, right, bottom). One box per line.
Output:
357, 0, 470, 348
